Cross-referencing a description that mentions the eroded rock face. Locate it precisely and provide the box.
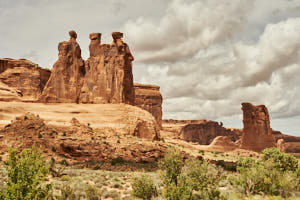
[0,112,164,164]
[241,102,275,152]
[0,58,51,100]
[134,83,163,128]
[0,81,22,102]
[273,131,300,153]
[179,120,241,145]
[204,136,238,152]
[39,30,85,103]
[79,32,135,104]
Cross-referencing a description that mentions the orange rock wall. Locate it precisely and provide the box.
[40,31,135,105]
[179,120,242,145]
[0,58,51,100]
[241,102,275,152]
[39,37,85,103]
[134,83,163,128]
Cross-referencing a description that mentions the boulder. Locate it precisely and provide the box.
[241,102,275,152]
[39,30,85,103]
[134,83,163,128]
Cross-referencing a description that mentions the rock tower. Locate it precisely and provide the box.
[241,102,275,152]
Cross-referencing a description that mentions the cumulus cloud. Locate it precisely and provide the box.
[123,0,254,63]
[125,0,300,135]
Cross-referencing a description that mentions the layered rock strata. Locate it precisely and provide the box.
[134,83,163,128]
[0,82,22,101]
[241,102,275,152]
[0,112,164,164]
[79,32,135,104]
[0,58,50,100]
[179,120,241,145]
[0,102,160,141]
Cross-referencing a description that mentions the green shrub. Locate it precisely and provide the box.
[60,159,69,166]
[158,148,225,200]
[131,174,157,200]
[3,146,51,200]
[235,148,299,197]
[183,159,225,200]
[111,157,125,166]
[262,148,299,172]
[158,148,184,185]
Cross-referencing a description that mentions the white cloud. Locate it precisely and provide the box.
[127,1,300,136]
[123,0,254,63]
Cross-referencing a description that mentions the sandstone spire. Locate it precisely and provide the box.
[241,102,275,152]
[39,30,85,103]
[79,32,135,104]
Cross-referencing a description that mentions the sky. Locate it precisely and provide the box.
[1,0,300,136]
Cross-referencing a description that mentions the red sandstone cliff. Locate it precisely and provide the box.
[79,32,135,104]
[0,58,50,100]
[179,120,242,145]
[134,83,163,128]
[241,102,276,152]
[39,31,85,103]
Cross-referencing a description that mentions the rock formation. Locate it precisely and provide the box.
[179,120,241,145]
[39,30,85,103]
[40,30,135,104]
[0,81,22,102]
[241,102,275,152]
[0,101,160,140]
[0,58,50,100]
[204,136,238,152]
[134,83,163,128]
[79,32,135,104]
[274,131,300,154]
[0,113,165,164]
[0,59,8,73]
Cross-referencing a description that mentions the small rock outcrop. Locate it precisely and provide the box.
[179,120,241,145]
[241,102,275,152]
[79,32,135,104]
[274,132,300,154]
[134,83,163,128]
[0,58,51,100]
[39,30,85,103]
[204,136,238,152]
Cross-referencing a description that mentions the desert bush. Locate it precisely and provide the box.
[235,148,299,197]
[111,157,125,166]
[158,148,184,186]
[183,159,226,200]
[158,148,225,200]
[3,146,52,200]
[262,148,299,172]
[131,174,158,200]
